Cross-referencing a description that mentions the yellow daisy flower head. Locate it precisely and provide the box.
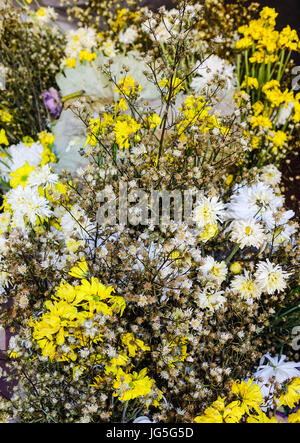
[231,379,263,415]
[279,377,300,409]
[195,397,243,423]
[68,258,89,279]
[9,162,35,188]
[113,368,157,403]
[259,7,278,27]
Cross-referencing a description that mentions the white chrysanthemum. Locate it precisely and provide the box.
[0,142,44,179]
[262,207,294,232]
[27,165,58,189]
[191,55,235,94]
[193,196,225,229]
[253,353,300,385]
[119,26,138,45]
[6,185,52,229]
[231,271,262,299]
[35,7,58,25]
[230,218,265,249]
[226,181,283,224]
[65,27,97,59]
[198,288,226,311]
[255,260,289,294]
[199,256,227,285]
[260,165,282,186]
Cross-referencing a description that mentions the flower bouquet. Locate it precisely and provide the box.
[0,0,299,424]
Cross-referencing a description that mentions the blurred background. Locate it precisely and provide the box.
[36,1,300,63]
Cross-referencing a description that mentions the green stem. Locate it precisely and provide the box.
[225,244,240,265]
[61,90,85,103]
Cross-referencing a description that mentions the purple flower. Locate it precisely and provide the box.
[41,87,63,119]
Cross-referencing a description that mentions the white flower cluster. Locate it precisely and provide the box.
[226,178,297,248]
[64,27,98,63]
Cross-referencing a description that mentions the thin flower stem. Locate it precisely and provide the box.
[225,243,240,264]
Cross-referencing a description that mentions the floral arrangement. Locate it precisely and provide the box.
[0,0,299,424]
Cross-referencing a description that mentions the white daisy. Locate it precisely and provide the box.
[255,260,289,295]
[226,181,283,224]
[199,256,227,285]
[27,165,58,189]
[119,26,138,45]
[260,165,282,187]
[6,185,53,228]
[230,218,265,249]
[1,142,44,179]
[191,55,235,94]
[193,196,225,229]
[198,287,226,311]
[35,7,58,25]
[231,271,262,299]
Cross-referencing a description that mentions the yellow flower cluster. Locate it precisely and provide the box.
[159,76,185,100]
[195,377,300,423]
[85,92,152,151]
[241,76,259,90]
[236,7,300,158]
[115,75,143,96]
[113,368,158,403]
[278,377,300,409]
[78,50,97,64]
[30,258,162,407]
[114,116,141,150]
[111,8,138,33]
[9,162,35,189]
[31,270,125,361]
[288,409,300,424]
[237,7,300,57]
[91,364,161,406]
[195,379,265,423]
[177,95,228,143]
[262,80,294,108]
